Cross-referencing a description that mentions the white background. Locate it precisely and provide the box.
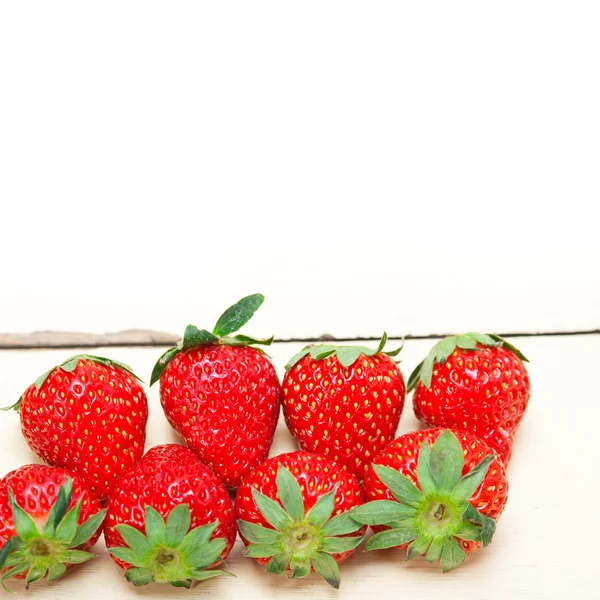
[1,2,599,339]
[1,4,600,598]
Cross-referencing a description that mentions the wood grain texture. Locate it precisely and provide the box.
[0,330,180,349]
[2,329,599,349]
[0,336,598,599]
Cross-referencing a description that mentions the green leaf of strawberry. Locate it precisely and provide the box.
[0,478,106,591]
[347,431,497,572]
[150,294,272,386]
[42,478,73,536]
[2,354,143,412]
[238,466,365,589]
[0,539,13,572]
[182,326,219,347]
[108,504,232,588]
[407,332,529,393]
[284,332,403,371]
[213,294,265,337]
[487,334,529,363]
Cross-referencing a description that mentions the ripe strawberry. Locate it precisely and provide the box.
[5,355,148,500]
[235,451,365,589]
[349,428,508,572]
[0,465,105,590]
[105,444,237,588]
[150,294,281,489]
[408,333,531,463]
[281,333,405,481]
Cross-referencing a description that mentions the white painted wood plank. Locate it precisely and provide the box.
[0,336,598,598]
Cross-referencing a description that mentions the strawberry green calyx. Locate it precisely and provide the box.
[2,354,142,412]
[407,332,529,392]
[107,505,232,588]
[0,478,106,591]
[284,332,403,372]
[150,293,272,386]
[238,466,364,589]
[0,539,12,570]
[347,431,496,572]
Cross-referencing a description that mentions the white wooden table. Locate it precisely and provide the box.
[1,335,598,599]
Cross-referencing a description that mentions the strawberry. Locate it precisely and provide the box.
[0,465,106,590]
[105,444,237,588]
[150,294,281,489]
[408,333,531,463]
[5,355,148,500]
[235,451,365,589]
[349,428,508,572]
[281,333,405,481]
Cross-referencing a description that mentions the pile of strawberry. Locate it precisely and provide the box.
[0,295,531,591]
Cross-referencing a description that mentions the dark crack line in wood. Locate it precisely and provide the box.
[0,329,598,350]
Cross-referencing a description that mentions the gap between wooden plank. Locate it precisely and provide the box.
[0,329,598,350]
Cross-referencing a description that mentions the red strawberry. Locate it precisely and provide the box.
[150,294,281,489]
[408,333,531,463]
[105,444,237,588]
[235,451,365,589]
[281,334,405,481]
[0,465,105,590]
[6,355,148,500]
[350,428,508,572]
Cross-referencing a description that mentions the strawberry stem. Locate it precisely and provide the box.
[434,504,446,521]
[0,479,106,591]
[107,505,231,588]
[347,431,498,572]
[284,332,403,371]
[407,332,529,392]
[238,466,365,589]
[149,294,272,386]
